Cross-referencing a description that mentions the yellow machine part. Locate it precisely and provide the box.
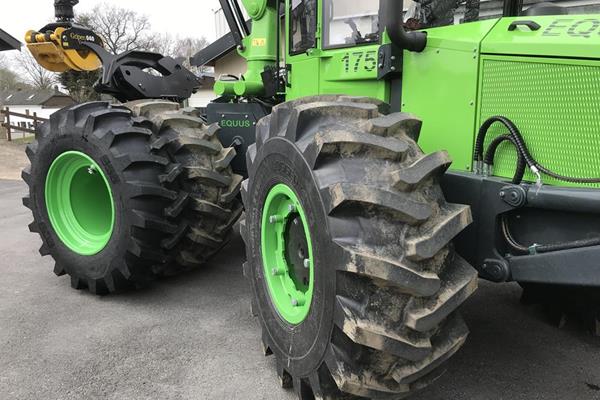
[25,27,102,73]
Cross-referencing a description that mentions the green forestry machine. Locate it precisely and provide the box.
[21,0,600,397]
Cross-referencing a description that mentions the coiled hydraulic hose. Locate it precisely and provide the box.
[474,116,600,185]
[477,116,600,255]
[483,134,526,184]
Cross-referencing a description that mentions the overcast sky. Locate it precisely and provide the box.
[1,0,223,46]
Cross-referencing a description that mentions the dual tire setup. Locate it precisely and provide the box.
[23,96,476,398]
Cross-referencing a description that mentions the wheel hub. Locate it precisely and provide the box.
[261,184,314,324]
[45,151,115,256]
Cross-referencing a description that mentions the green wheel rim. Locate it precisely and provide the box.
[45,151,115,256]
[261,183,314,325]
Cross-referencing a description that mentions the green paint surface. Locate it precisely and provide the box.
[261,183,314,325]
[319,44,387,100]
[402,20,500,173]
[478,55,600,187]
[482,15,600,59]
[45,151,115,255]
[219,2,600,189]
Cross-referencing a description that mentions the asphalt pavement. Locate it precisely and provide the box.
[1,179,599,400]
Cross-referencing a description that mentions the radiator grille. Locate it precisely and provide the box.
[479,57,600,188]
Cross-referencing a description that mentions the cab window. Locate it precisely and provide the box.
[404,0,484,29]
[520,0,600,15]
[323,0,381,48]
[290,0,318,54]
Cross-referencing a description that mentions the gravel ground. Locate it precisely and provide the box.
[1,179,599,400]
[0,140,29,180]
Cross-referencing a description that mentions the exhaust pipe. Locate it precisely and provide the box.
[382,0,427,52]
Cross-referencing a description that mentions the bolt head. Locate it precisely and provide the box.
[288,204,296,213]
[303,259,310,269]
[291,298,298,307]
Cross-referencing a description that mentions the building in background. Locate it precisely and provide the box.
[0,88,75,135]
[187,73,216,108]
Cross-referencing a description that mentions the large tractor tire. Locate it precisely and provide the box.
[23,101,241,294]
[240,96,478,399]
[126,100,243,275]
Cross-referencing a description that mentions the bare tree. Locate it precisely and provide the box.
[151,35,210,74]
[15,52,57,90]
[79,3,154,54]
[0,67,24,91]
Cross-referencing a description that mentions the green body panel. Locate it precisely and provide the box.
[261,183,314,324]
[481,15,600,59]
[477,16,600,187]
[402,20,500,173]
[284,0,386,101]
[319,45,387,100]
[45,151,115,256]
[220,0,600,189]
[286,55,321,100]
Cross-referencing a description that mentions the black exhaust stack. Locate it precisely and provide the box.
[382,0,427,52]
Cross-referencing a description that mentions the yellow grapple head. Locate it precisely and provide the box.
[25,27,102,72]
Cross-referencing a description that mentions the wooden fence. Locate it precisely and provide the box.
[0,107,48,141]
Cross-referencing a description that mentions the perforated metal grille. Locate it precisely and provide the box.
[479,57,600,188]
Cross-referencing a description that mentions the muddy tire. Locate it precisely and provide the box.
[240,96,478,399]
[126,100,243,275]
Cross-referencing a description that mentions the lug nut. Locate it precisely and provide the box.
[291,298,298,307]
[288,204,296,213]
[303,259,310,269]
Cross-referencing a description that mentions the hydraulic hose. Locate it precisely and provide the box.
[478,116,600,255]
[475,116,600,185]
[483,134,526,184]
[501,217,600,255]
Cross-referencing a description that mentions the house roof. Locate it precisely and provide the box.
[0,88,73,106]
[0,29,21,52]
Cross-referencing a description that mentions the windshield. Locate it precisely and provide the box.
[404,0,600,30]
[323,0,381,48]
[520,0,600,16]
